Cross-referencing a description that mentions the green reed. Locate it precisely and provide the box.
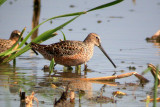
[60,31,66,41]
[153,66,159,107]
[49,58,55,75]
[0,0,6,6]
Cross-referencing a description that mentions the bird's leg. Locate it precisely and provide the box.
[67,66,73,71]
[84,62,88,71]
[112,71,117,76]
[75,65,81,73]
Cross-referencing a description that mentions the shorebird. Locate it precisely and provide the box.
[30,33,116,68]
[0,30,21,62]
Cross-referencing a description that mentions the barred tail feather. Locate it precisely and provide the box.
[30,42,53,60]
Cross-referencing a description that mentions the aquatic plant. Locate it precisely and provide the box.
[153,66,159,107]
[142,64,160,107]
[0,0,6,6]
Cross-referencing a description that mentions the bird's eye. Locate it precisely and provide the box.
[96,37,99,39]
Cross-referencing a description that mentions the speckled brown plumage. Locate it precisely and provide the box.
[31,33,116,68]
[0,30,21,62]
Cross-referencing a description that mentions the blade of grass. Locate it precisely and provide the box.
[49,58,55,75]
[141,67,152,75]
[3,16,80,63]
[87,0,123,12]
[32,16,80,43]
[60,31,66,41]
[3,49,21,56]
[153,66,159,107]
[20,12,86,47]
[0,0,6,6]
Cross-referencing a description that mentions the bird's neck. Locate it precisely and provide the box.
[11,40,17,45]
[83,36,92,43]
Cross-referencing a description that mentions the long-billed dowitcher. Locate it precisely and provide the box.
[0,30,21,62]
[30,33,116,68]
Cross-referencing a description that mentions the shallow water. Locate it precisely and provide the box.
[0,0,160,107]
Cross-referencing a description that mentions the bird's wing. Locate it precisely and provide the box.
[0,39,13,53]
[46,41,85,57]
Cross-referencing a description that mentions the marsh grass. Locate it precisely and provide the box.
[0,0,123,64]
[49,58,55,75]
[60,31,66,41]
[153,66,159,107]
[0,0,6,6]
[142,65,159,107]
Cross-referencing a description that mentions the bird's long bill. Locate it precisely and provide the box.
[98,45,116,68]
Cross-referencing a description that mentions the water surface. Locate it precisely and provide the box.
[0,0,160,107]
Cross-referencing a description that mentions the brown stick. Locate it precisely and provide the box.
[134,73,149,83]
[83,76,117,81]
[117,72,136,78]
[62,72,149,84]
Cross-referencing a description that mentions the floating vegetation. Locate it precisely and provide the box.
[112,91,127,97]
[129,9,135,12]
[2,63,160,107]
[121,61,125,63]
[42,65,50,72]
[88,96,114,103]
[140,64,160,107]
[51,83,57,88]
[68,28,73,31]
[82,28,87,31]
[127,66,136,70]
[141,97,160,102]
[120,70,125,73]
[97,20,102,23]
[142,64,160,83]
[89,84,114,103]
[69,5,75,8]
[146,30,160,43]
[109,16,123,18]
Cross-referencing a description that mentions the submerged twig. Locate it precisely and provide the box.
[62,72,149,83]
